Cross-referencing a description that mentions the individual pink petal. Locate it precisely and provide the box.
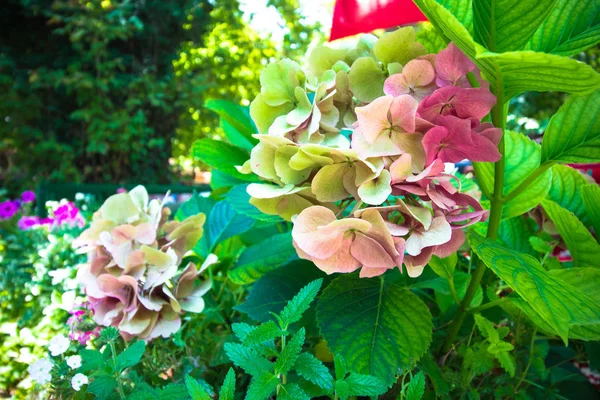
[422,116,474,165]
[350,233,396,271]
[403,59,436,88]
[359,267,389,278]
[384,74,411,97]
[389,154,413,184]
[355,96,394,143]
[433,228,465,258]
[452,88,496,120]
[406,159,446,182]
[405,216,452,256]
[435,42,476,87]
[134,222,156,245]
[359,208,399,260]
[291,206,344,259]
[417,86,461,122]
[404,247,434,277]
[469,131,502,162]
[389,95,418,133]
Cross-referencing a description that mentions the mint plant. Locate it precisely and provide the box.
[224,279,388,399]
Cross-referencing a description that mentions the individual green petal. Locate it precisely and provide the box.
[349,57,386,103]
[289,145,335,170]
[312,163,351,202]
[357,169,392,205]
[247,183,302,199]
[129,185,149,212]
[277,193,317,221]
[250,142,279,181]
[250,94,293,134]
[260,59,303,106]
[100,193,141,224]
[275,146,311,185]
[373,27,427,65]
[308,46,350,78]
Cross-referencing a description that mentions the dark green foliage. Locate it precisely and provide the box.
[0,0,213,189]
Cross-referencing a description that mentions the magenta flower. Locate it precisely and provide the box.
[21,190,36,203]
[53,201,86,228]
[417,86,497,124]
[0,201,19,220]
[422,115,501,165]
[435,42,477,88]
[18,216,41,230]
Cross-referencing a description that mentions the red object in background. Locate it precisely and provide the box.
[330,0,427,41]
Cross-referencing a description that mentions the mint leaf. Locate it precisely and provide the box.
[116,340,145,370]
[218,368,236,400]
[345,373,387,396]
[405,371,425,400]
[292,352,333,390]
[277,383,309,400]
[87,375,117,400]
[275,328,305,375]
[279,279,323,329]
[242,321,287,347]
[185,375,211,400]
[223,343,273,376]
[245,373,279,400]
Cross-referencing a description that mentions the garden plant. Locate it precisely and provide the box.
[16,0,600,399]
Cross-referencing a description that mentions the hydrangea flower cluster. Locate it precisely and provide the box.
[243,28,499,278]
[74,186,214,340]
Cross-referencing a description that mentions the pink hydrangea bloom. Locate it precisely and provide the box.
[246,36,499,279]
[75,186,213,340]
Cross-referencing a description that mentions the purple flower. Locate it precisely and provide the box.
[53,202,85,228]
[0,201,19,220]
[18,216,41,230]
[21,190,36,203]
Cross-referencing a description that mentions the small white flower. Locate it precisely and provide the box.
[71,373,89,391]
[28,358,53,385]
[48,333,70,356]
[66,355,82,369]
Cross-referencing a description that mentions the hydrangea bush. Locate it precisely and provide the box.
[20,0,600,398]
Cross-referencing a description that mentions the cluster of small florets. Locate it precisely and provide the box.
[242,28,499,278]
[74,186,214,340]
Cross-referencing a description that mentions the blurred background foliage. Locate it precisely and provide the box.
[0,0,325,192]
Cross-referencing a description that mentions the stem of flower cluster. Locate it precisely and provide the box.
[440,91,507,356]
[109,341,126,399]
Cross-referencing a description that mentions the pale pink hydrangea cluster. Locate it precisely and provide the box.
[74,186,214,340]
[244,30,500,278]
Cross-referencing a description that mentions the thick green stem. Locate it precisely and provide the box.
[440,94,507,356]
[110,341,126,399]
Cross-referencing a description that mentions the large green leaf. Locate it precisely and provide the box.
[316,273,433,384]
[541,199,600,268]
[582,184,600,235]
[225,184,282,223]
[497,216,536,255]
[474,131,552,219]
[195,200,254,256]
[413,0,600,99]
[472,0,556,52]
[541,90,600,163]
[526,0,600,56]
[510,268,600,340]
[228,232,297,285]
[191,138,253,181]
[175,192,216,221]
[469,231,600,343]
[204,99,258,147]
[438,0,474,32]
[546,165,589,223]
[476,50,600,100]
[234,261,326,322]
